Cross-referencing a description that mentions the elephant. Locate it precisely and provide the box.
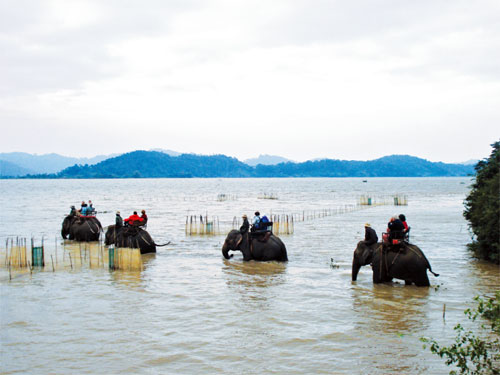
[104,225,169,254]
[351,241,439,287]
[61,215,102,241]
[222,230,288,262]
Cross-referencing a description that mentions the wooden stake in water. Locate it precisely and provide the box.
[51,255,55,272]
[69,253,73,270]
[443,304,446,321]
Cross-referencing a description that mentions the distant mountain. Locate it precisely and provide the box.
[0,152,118,175]
[460,159,479,166]
[19,151,474,179]
[244,154,292,166]
[254,155,474,177]
[53,151,254,178]
[0,160,34,177]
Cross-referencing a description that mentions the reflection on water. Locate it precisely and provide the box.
[1,177,498,375]
[222,260,287,308]
[352,283,431,334]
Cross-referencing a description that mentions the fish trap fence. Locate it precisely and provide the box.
[1,238,145,279]
[257,192,278,200]
[108,247,143,271]
[288,205,365,222]
[270,215,294,234]
[2,237,45,273]
[358,194,408,206]
[185,215,222,235]
[229,215,295,235]
[217,194,237,202]
[190,204,382,237]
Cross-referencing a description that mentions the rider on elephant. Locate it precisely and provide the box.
[124,211,143,226]
[251,211,261,231]
[363,223,378,246]
[140,210,148,224]
[240,214,249,234]
[384,215,406,244]
[116,211,123,228]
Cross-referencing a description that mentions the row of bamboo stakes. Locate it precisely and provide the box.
[185,202,389,236]
[1,238,143,280]
[359,194,408,206]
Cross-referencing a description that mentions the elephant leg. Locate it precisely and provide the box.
[414,273,430,287]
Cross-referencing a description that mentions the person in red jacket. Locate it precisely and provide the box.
[140,210,148,224]
[124,211,143,226]
[399,214,409,232]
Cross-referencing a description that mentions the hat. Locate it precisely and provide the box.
[364,223,370,227]
[242,214,247,218]
[116,211,120,214]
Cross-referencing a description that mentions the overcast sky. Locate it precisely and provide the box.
[1,0,499,162]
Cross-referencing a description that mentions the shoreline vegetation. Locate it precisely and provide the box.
[464,141,500,264]
[423,141,499,374]
[1,152,474,179]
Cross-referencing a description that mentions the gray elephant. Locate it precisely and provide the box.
[222,230,288,261]
[104,225,168,254]
[61,215,102,241]
[352,241,439,286]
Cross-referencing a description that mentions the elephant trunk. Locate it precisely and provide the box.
[352,256,361,281]
[222,243,232,259]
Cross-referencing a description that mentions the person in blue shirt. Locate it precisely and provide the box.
[252,211,261,231]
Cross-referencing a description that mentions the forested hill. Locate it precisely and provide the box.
[255,155,473,177]
[24,151,474,178]
[54,151,254,178]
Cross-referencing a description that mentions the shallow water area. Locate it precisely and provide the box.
[1,177,498,374]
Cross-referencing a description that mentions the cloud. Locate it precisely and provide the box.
[0,0,498,162]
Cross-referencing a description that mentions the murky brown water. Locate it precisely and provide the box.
[1,178,498,374]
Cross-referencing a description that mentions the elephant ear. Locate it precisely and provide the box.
[358,243,374,265]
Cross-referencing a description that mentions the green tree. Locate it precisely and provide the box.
[463,141,500,264]
[422,292,500,374]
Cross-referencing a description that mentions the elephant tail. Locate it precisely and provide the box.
[154,241,171,247]
[429,269,440,277]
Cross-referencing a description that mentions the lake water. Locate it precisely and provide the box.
[1,178,498,374]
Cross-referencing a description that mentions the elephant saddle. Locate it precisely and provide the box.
[256,232,272,243]
[383,242,407,253]
[123,226,142,237]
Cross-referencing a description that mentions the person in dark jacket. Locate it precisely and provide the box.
[363,223,378,246]
[240,214,249,234]
[116,211,123,228]
[387,215,406,241]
